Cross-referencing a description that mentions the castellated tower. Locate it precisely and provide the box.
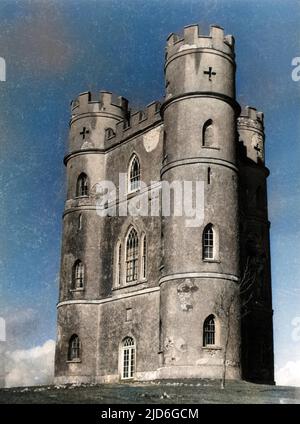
[238,107,274,383]
[160,25,240,380]
[55,24,274,385]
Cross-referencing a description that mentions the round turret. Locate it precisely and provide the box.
[159,24,241,380]
[68,91,128,153]
[238,106,265,164]
[164,24,236,103]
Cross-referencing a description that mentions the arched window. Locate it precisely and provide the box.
[128,155,140,193]
[202,119,213,147]
[76,173,89,197]
[105,127,115,139]
[203,315,216,346]
[122,337,135,379]
[203,224,214,260]
[72,260,84,289]
[126,227,139,283]
[68,334,81,361]
[141,234,147,279]
[115,241,122,286]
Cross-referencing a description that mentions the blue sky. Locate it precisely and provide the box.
[0,0,300,384]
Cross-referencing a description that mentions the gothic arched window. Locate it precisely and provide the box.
[126,227,139,283]
[121,337,135,379]
[128,155,140,193]
[72,260,84,289]
[68,334,81,361]
[203,315,216,346]
[202,119,213,147]
[76,173,89,197]
[203,224,214,260]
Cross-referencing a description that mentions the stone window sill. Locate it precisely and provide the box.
[202,259,221,264]
[113,280,147,291]
[202,346,222,351]
[127,189,140,199]
[69,288,85,292]
[75,195,89,199]
[66,359,81,363]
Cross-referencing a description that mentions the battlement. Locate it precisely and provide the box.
[71,90,129,116]
[238,106,264,131]
[105,100,162,146]
[166,24,235,61]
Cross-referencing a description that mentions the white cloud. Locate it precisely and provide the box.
[5,339,55,388]
[276,361,300,387]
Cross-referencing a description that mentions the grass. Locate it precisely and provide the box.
[0,379,300,404]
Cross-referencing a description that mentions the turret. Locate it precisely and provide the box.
[55,91,128,382]
[165,24,236,103]
[68,91,129,153]
[237,106,274,383]
[60,91,129,304]
[159,25,241,380]
[238,106,265,164]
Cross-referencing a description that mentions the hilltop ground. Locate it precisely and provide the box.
[0,379,300,404]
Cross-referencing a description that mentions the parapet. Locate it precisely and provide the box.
[107,100,162,147]
[71,90,129,117]
[166,24,235,61]
[238,106,264,132]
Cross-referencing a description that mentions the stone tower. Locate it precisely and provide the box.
[159,25,241,379]
[55,24,274,385]
[238,107,274,383]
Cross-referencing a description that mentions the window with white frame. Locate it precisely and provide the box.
[128,155,140,193]
[203,224,214,260]
[203,315,216,346]
[122,337,135,379]
[126,228,139,283]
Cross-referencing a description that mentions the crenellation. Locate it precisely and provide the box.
[183,24,199,43]
[224,34,235,47]
[166,32,182,46]
[166,24,235,61]
[210,24,224,40]
[71,90,129,116]
[239,106,264,122]
[131,110,142,128]
[238,106,264,133]
[96,100,163,149]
